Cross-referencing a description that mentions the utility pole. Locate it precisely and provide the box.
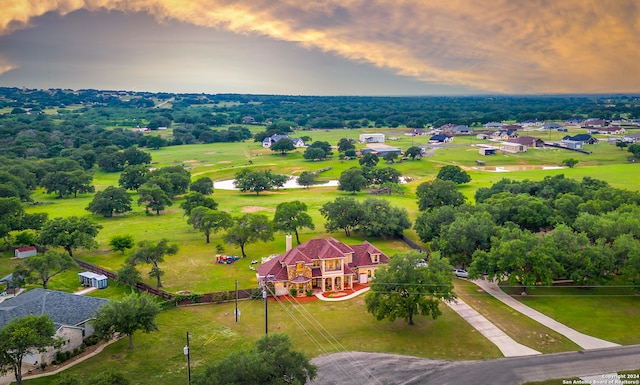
[183,332,191,385]
[263,288,268,335]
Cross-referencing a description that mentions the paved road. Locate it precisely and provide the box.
[472,279,619,350]
[310,345,640,385]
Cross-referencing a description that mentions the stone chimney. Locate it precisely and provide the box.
[286,234,293,252]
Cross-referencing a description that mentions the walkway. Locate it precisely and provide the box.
[73,287,98,296]
[316,287,370,301]
[446,298,541,357]
[472,279,620,350]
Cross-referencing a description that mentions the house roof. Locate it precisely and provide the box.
[78,272,108,280]
[351,241,389,266]
[564,134,596,142]
[508,136,543,145]
[430,134,452,141]
[16,246,37,252]
[263,134,304,146]
[258,238,388,281]
[0,289,108,330]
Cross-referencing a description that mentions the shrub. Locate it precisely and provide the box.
[251,287,264,299]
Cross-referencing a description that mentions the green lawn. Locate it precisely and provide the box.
[454,280,581,353]
[24,296,501,385]
[502,284,640,345]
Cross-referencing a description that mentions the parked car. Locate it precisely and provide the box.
[453,269,468,278]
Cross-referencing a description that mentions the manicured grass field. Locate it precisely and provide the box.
[454,280,581,353]
[502,284,640,345]
[24,296,501,385]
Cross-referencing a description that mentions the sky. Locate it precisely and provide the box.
[0,1,639,96]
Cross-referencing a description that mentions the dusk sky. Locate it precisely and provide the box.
[1,1,639,96]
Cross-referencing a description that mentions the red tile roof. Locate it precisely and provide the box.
[258,238,387,281]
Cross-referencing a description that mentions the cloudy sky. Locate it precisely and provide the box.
[1,1,639,96]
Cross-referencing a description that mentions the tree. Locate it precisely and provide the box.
[0,171,32,202]
[562,158,579,168]
[97,150,126,172]
[146,136,167,150]
[41,170,94,198]
[359,198,411,238]
[273,201,315,245]
[436,165,471,184]
[116,264,142,291]
[359,153,379,167]
[92,293,160,350]
[270,138,296,155]
[416,179,465,211]
[188,207,233,243]
[269,172,289,190]
[297,171,316,188]
[365,251,454,325]
[405,146,422,160]
[303,147,326,160]
[190,177,214,195]
[383,152,398,163]
[224,214,274,258]
[180,192,218,216]
[320,197,364,237]
[337,138,355,152]
[86,186,132,217]
[128,239,178,288]
[122,146,152,166]
[234,169,273,195]
[38,216,102,257]
[137,185,172,215]
[470,226,561,290]
[480,193,554,232]
[308,140,332,155]
[146,166,191,198]
[616,141,628,150]
[414,205,459,242]
[0,197,47,247]
[338,167,368,194]
[431,211,496,268]
[16,250,77,289]
[193,333,317,385]
[628,143,640,158]
[369,167,402,185]
[0,315,59,385]
[109,234,135,254]
[118,165,148,191]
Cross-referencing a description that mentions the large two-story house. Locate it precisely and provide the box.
[257,238,388,296]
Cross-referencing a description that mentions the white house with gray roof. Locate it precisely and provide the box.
[262,134,305,149]
[0,289,108,365]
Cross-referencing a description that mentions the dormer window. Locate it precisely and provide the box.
[371,253,379,263]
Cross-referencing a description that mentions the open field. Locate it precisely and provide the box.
[22,128,640,294]
[24,296,502,384]
[8,126,640,384]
